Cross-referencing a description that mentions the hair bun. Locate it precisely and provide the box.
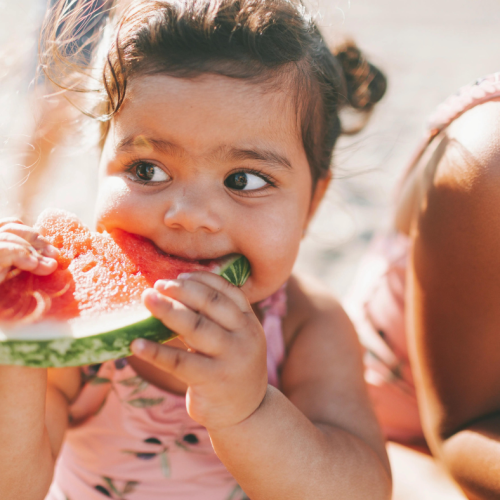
[335,41,387,112]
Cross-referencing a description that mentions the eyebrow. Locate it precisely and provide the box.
[115,135,293,170]
[218,146,293,170]
[115,135,183,156]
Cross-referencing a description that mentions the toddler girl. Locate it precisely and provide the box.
[0,1,390,499]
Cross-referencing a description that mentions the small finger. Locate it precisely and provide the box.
[0,243,58,276]
[0,232,35,249]
[0,247,39,285]
[175,271,252,313]
[0,218,24,228]
[154,278,245,332]
[0,223,59,257]
[39,244,60,258]
[0,231,59,266]
[143,289,229,356]
[29,255,59,276]
[0,244,38,271]
[9,253,56,275]
[130,338,212,384]
[0,266,9,284]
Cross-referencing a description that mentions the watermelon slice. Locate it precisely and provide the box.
[0,209,250,368]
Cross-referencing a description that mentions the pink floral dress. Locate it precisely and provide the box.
[46,287,287,500]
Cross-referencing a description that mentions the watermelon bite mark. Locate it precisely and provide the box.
[0,209,250,368]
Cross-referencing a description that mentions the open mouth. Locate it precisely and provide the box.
[155,246,238,268]
[110,229,244,277]
[118,231,236,267]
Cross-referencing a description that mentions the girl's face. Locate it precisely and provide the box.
[96,74,327,303]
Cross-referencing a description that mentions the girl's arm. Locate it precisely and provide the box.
[0,366,79,500]
[0,366,52,499]
[133,271,391,499]
[209,275,391,500]
[0,220,79,499]
[407,99,500,499]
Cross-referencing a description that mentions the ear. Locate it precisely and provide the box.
[304,171,332,232]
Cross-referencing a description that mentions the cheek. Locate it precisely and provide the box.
[94,177,136,231]
[237,196,308,302]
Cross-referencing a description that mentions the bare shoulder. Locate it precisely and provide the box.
[409,98,500,438]
[281,271,367,418]
[434,98,500,190]
[282,272,353,350]
[280,273,388,468]
[413,98,500,276]
[397,99,500,235]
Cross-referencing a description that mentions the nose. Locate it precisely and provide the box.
[163,187,223,233]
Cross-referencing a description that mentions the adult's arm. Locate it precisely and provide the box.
[407,99,500,499]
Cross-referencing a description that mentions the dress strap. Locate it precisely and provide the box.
[428,72,500,135]
[398,72,500,192]
[258,284,287,388]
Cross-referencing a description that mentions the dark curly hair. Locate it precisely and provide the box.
[42,0,387,184]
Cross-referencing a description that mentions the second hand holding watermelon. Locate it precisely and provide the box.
[132,271,268,431]
[0,219,59,283]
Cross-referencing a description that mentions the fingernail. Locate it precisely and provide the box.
[155,279,174,291]
[177,273,192,280]
[39,256,56,266]
[131,338,147,354]
[144,288,161,303]
[24,254,39,266]
[42,245,59,258]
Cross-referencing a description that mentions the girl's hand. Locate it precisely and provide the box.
[132,273,268,431]
[0,218,60,284]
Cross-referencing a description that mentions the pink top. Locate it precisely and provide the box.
[344,73,500,445]
[46,286,287,500]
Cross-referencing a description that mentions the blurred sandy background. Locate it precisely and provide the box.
[0,0,499,297]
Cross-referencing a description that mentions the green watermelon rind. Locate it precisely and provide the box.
[0,255,250,368]
[0,316,174,368]
[220,256,251,288]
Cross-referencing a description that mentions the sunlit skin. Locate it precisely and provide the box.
[94,74,319,400]
[96,75,313,305]
[395,99,500,499]
[0,75,391,499]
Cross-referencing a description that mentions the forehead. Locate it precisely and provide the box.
[110,74,303,157]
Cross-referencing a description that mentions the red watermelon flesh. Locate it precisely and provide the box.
[0,209,228,324]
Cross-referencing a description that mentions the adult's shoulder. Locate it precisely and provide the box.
[434,97,500,191]
[407,97,500,498]
[408,97,500,443]
[412,98,500,269]
[397,98,500,235]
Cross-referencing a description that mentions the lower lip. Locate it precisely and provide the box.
[133,233,238,268]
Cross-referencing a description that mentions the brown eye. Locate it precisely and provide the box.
[225,171,268,191]
[131,162,169,183]
[225,172,248,190]
[136,163,155,181]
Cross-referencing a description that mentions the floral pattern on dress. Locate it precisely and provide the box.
[65,358,250,498]
[93,478,139,499]
[225,484,250,500]
[57,286,288,500]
